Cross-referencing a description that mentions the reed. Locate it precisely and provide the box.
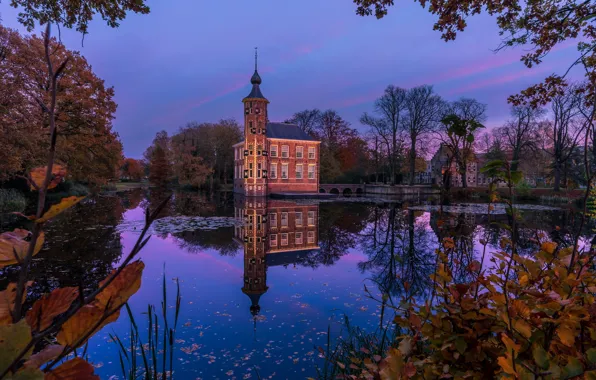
[110,271,181,380]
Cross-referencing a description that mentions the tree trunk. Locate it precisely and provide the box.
[553,161,561,191]
[409,138,416,186]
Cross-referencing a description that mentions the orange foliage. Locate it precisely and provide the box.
[0,25,123,185]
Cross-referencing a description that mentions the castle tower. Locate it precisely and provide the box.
[242,48,269,197]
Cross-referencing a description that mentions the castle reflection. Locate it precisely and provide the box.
[233,196,319,319]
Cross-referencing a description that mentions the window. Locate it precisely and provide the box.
[307,231,315,244]
[235,149,238,160]
[249,144,254,155]
[281,145,289,158]
[281,212,288,227]
[257,162,262,178]
[270,163,277,179]
[270,234,277,247]
[257,144,263,156]
[235,166,238,179]
[296,164,303,179]
[308,147,316,159]
[281,233,288,246]
[296,146,303,158]
[295,232,303,245]
[307,211,315,226]
[249,163,253,178]
[270,145,278,157]
[270,213,277,227]
[295,212,303,226]
[281,164,288,179]
[308,165,315,179]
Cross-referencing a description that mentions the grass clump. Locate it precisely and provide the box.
[0,189,27,213]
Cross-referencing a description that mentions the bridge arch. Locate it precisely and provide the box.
[342,188,352,196]
[319,188,326,193]
[329,188,340,195]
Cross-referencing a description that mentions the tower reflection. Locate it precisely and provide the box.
[233,196,320,320]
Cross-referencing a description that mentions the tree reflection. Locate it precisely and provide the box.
[0,194,129,305]
[358,206,436,300]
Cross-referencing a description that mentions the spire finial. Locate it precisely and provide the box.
[254,47,258,71]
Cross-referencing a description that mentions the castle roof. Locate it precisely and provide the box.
[266,122,318,141]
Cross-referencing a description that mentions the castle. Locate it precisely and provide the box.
[233,52,321,196]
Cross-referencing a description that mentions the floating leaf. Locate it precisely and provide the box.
[36,196,85,223]
[56,305,119,348]
[0,320,33,375]
[23,344,64,369]
[95,261,145,312]
[29,165,66,191]
[45,358,99,380]
[26,287,78,331]
[0,230,45,267]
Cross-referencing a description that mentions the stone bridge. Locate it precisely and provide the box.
[319,184,365,195]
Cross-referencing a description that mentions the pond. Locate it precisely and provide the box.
[0,189,590,379]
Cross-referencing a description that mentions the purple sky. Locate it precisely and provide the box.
[1,0,580,158]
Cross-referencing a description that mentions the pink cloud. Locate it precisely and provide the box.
[446,66,550,95]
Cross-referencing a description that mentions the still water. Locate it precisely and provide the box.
[0,189,587,379]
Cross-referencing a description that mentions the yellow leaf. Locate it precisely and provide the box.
[541,242,557,254]
[36,196,85,223]
[29,165,66,191]
[56,305,120,348]
[0,320,33,375]
[514,319,533,338]
[0,230,45,267]
[26,287,79,332]
[557,326,575,347]
[45,357,99,380]
[501,333,521,355]
[497,355,517,376]
[95,261,145,312]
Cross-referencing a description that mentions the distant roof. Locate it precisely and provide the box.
[266,122,318,141]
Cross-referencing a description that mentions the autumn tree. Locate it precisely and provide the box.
[353,0,596,106]
[361,85,407,185]
[144,130,172,187]
[0,25,123,185]
[120,158,144,181]
[10,0,150,35]
[403,85,444,185]
[170,119,242,189]
[171,144,212,190]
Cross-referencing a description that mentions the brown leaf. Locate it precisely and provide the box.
[541,242,557,254]
[29,165,66,191]
[95,261,145,312]
[56,305,119,348]
[45,357,99,380]
[26,287,79,331]
[24,344,64,368]
[0,229,45,267]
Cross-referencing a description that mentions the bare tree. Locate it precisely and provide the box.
[284,109,322,137]
[497,105,545,171]
[360,85,407,184]
[540,85,584,191]
[403,85,444,185]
